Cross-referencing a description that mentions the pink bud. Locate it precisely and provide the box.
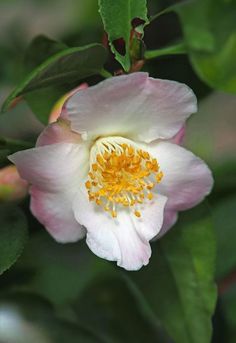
[0,165,28,201]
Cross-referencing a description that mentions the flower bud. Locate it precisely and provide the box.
[0,165,28,202]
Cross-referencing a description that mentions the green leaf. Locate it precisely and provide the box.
[18,232,113,305]
[24,85,69,124]
[1,43,107,116]
[213,195,236,279]
[0,136,33,153]
[24,35,67,73]
[126,204,217,343]
[0,149,10,165]
[176,0,236,93]
[99,0,148,71]
[0,205,28,275]
[74,277,168,343]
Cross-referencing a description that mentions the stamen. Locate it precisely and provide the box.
[85,138,163,218]
[134,210,141,218]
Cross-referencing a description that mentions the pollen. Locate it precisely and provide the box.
[85,138,163,218]
[134,210,141,218]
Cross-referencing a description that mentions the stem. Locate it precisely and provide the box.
[149,6,174,23]
[149,0,190,23]
[145,42,187,60]
[100,68,113,79]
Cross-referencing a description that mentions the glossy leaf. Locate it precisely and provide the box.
[24,35,67,72]
[1,43,107,116]
[126,204,217,343]
[99,0,148,71]
[0,205,28,275]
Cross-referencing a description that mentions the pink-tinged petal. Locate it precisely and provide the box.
[50,83,88,122]
[170,125,186,145]
[30,186,85,243]
[36,119,81,147]
[8,143,89,192]
[72,185,167,270]
[0,165,28,201]
[65,72,197,143]
[147,141,213,211]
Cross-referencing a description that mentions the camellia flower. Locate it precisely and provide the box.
[9,73,213,270]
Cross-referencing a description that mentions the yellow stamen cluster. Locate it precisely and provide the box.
[85,143,163,218]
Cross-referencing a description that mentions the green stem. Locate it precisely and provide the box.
[149,9,170,23]
[145,42,187,60]
[100,68,113,79]
[0,137,34,149]
[149,0,190,23]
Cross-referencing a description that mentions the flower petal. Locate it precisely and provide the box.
[8,143,89,192]
[65,72,197,143]
[36,119,81,147]
[30,186,85,242]
[72,185,167,270]
[147,141,213,211]
[170,125,186,145]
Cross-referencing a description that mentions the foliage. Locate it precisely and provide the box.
[0,0,236,342]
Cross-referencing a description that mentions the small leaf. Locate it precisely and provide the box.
[0,205,28,275]
[99,0,148,71]
[1,43,107,114]
[126,203,217,343]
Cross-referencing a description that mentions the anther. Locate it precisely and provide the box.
[134,210,141,218]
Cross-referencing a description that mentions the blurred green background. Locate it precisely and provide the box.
[0,1,236,342]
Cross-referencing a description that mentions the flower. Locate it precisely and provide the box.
[8,73,213,270]
[0,165,28,201]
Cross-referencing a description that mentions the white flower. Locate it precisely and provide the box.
[9,73,213,270]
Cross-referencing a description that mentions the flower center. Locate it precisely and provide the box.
[85,137,163,218]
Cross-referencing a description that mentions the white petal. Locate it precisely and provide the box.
[9,143,89,243]
[146,141,213,211]
[36,120,81,147]
[30,186,85,243]
[8,143,89,192]
[72,184,167,270]
[65,72,197,143]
